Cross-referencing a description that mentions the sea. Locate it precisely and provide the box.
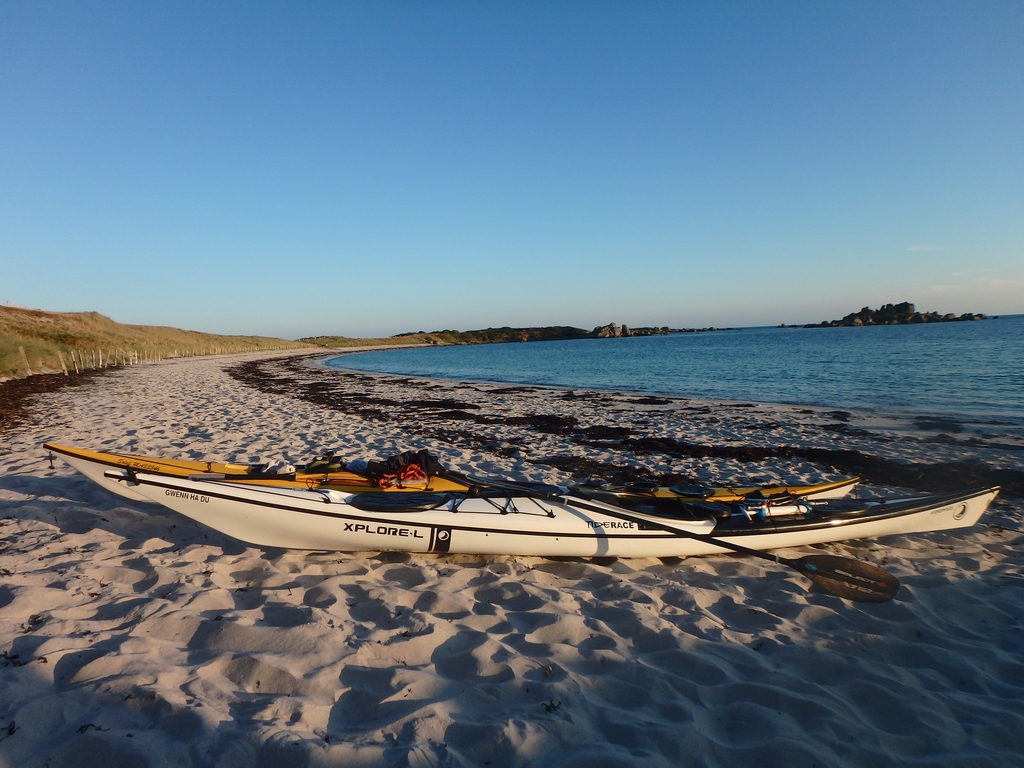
[324,315,1024,426]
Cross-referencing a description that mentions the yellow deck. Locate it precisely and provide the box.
[45,443,856,501]
[44,443,469,493]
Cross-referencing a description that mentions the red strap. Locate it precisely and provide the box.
[377,463,429,488]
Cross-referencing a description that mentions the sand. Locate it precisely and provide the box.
[2,350,1023,767]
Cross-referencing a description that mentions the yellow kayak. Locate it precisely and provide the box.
[44,443,469,503]
[44,442,858,505]
[586,476,860,503]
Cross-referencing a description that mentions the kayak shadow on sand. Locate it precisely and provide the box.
[0,474,249,555]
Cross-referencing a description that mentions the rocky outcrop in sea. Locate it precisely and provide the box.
[591,323,719,337]
[789,302,987,328]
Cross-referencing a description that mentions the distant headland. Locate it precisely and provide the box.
[783,302,988,329]
[390,322,723,345]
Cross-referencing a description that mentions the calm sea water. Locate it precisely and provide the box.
[326,316,1024,424]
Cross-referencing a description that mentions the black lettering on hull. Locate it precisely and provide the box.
[341,521,427,542]
[165,489,210,504]
[430,526,453,553]
[587,520,635,530]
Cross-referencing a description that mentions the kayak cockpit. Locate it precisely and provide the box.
[347,493,450,513]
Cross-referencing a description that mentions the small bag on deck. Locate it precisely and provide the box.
[365,449,447,488]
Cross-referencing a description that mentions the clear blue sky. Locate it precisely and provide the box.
[2,2,1022,338]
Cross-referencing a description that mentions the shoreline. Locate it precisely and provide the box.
[298,353,1024,496]
[2,351,1023,766]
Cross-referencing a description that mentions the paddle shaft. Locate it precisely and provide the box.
[454,472,789,562]
[570,496,900,600]
[564,495,798,565]
[453,472,898,600]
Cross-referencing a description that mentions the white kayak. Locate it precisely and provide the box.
[103,469,999,559]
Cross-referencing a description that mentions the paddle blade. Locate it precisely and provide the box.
[793,555,900,603]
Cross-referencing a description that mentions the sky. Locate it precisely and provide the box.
[1,2,1022,338]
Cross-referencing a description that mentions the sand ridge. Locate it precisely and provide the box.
[1,350,1023,767]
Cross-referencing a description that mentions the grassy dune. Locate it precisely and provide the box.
[1,306,313,380]
[3,305,598,381]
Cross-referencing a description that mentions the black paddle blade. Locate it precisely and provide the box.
[793,555,900,603]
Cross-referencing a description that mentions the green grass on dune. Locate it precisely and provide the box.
[0,306,312,380]
[2,305,601,381]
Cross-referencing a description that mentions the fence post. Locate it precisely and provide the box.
[18,347,33,377]
[57,351,69,376]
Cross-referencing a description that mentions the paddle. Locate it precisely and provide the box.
[445,471,900,603]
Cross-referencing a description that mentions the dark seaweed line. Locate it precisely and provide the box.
[0,368,111,435]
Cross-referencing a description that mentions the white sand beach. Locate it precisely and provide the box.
[2,351,1023,767]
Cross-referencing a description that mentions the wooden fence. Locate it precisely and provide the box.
[9,345,300,379]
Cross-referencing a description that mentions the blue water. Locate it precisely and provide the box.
[326,316,1024,423]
